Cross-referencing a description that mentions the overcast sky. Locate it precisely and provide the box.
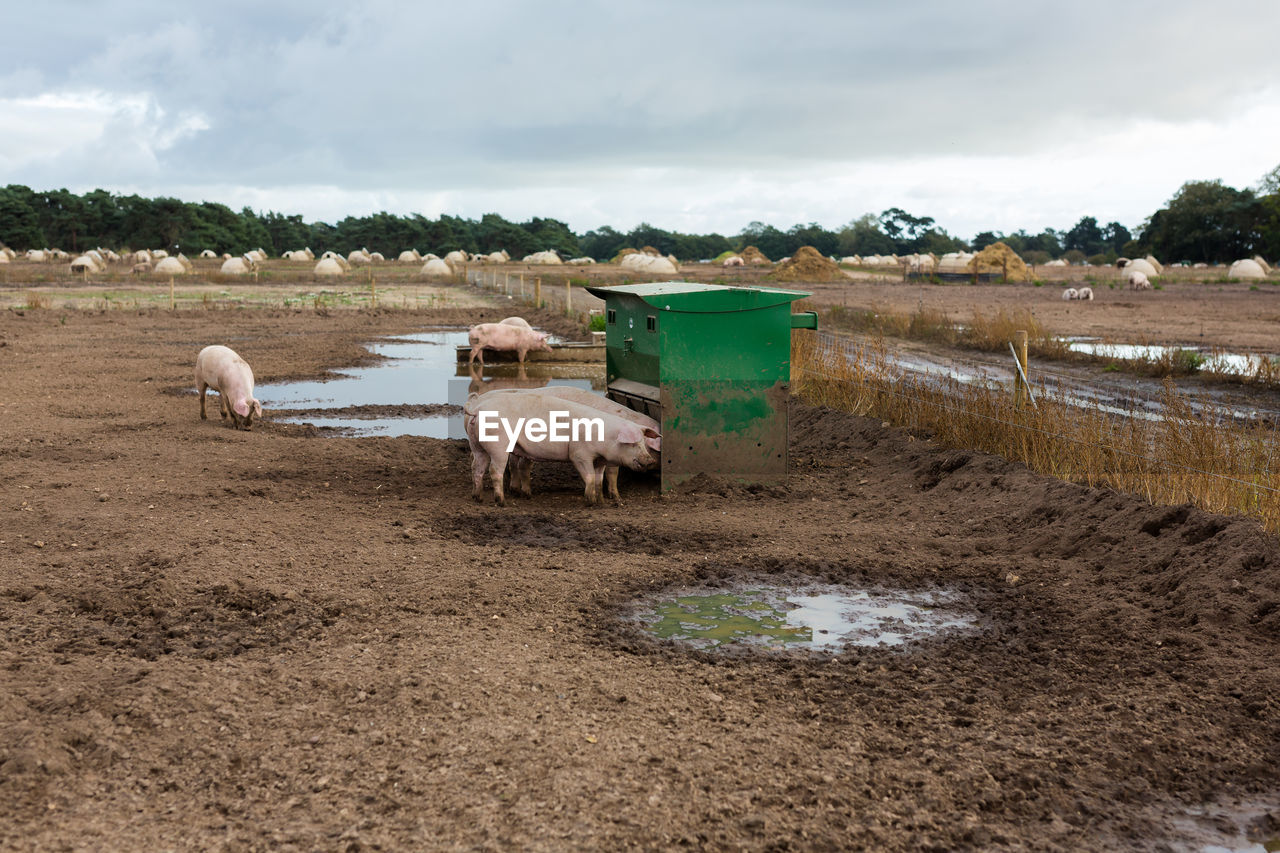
[2,1,1278,240]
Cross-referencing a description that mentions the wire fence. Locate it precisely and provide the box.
[792,328,1280,533]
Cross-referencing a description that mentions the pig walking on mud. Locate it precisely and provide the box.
[195,345,263,430]
[464,390,659,506]
[467,322,553,365]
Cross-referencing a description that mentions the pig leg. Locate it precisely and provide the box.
[469,344,485,365]
[218,392,231,421]
[605,465,621,504]
[199,381,209,419]
[510,456,533,498]
[471,450,490,503]
[488,451,509,507]
[572,457,601,506]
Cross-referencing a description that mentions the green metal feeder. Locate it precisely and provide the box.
[584,281,817,490]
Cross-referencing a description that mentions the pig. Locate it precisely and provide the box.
[1076,286,1093,301]
[499,316,532,329]
[468,322,553,365]
[195,345,263,430]
[1127,270,1151,290]
[463,391,658,506]
[486,387,661,502]
[1061,288,1078,301]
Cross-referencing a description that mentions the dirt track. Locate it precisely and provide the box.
[2,297,1279,851]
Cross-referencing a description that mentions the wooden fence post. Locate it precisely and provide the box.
[534,277,542,308]
[565,278,572,315]
[169,276,175,310]
[1014,330,1028,408]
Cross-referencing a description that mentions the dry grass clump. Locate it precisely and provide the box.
[791,329,1280,534]
[770,246,843,282]
[611,248,639,263]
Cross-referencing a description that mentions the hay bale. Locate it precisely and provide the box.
[640,245,661,257]
[1144,255,1164,275]
[611,248,639,263]
[968,242,1029,282]
[739,245,771,265]
[769,246,842,282]
[154,257,186,275]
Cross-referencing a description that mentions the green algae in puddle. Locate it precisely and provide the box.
[643,591,812,648]
[634,585,980,652]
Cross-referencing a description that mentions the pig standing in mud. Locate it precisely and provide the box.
[464,390,659,506]
[487,387,660,502]
[468,322,552,365]
[195,345,263,430]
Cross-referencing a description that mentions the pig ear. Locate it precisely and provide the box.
[252,400,263,417]
[644,431,661,452]
[617,424,643,444]
[233,401,250,417]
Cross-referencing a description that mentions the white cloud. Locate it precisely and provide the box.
[0,91,209,183]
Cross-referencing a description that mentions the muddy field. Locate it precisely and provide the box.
[2,291,1280,851]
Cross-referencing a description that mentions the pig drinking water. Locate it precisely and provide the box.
[195,345,263,430]
[467,322,553,365]
[463,390,658,506]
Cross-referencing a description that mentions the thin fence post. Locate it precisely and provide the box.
[535,277,542,308]
[169,276,175,310]
[371,271,377,307]
[565,278,572,316]
[505,272,510,294]
[1014,330,1028,408]
[519,273,525,299]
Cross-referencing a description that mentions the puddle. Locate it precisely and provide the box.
[631,584,978,652]
[1066,339,1278,375]
[1166,798,1280,852]
[257,330,605,437]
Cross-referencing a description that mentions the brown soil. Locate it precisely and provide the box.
[2,294,1279,851]
[740,246,771,266]
[770,246,844,283]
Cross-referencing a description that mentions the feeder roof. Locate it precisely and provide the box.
[585,281,810,313]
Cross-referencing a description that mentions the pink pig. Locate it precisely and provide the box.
[463,391,658,506]
[467,322,553,365]
[484,387,661,503]
[195,345,263,430]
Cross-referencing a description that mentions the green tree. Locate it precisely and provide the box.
[878,208,936,252]
[836,214,894,256]
[0,185,46,248]
[1142,180,1261,263]
[1064,216,1106,256]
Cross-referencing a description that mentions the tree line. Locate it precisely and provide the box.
[2,169,1277,265]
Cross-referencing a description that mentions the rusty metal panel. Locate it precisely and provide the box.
[659,380,790,490]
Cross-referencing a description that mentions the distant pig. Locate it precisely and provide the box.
[468,322,553,365]
[195,345,263,430]
[463,391,658,506]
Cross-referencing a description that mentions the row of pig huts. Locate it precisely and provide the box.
[3,241,1272,280]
